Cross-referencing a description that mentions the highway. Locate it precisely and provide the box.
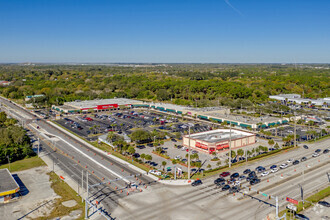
[1,96,329,220]
[0,97,156,219]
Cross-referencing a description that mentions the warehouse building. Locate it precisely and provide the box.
[182,129,256,154]
[0,169,20,203]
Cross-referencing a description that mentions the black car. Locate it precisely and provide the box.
[248,171,257,178]
[132,153,140,158]
[293,160,300,165]
[255,166,263,171]
[303,145,309,149]
[315,149,321,153]
[295,214,310,220]
[243,169,251,174]
[318,201,330,207]
[301,157,307,162]
[171,138,177,142]
[136,145,145,149]
[230,172,240,179]
[323,149,329,154]
[229,186,240,193]
[192,180,203,186]
[216,182,226,188]
[250,178,261,185]
[214,178,225,184]
[222,185,230,191]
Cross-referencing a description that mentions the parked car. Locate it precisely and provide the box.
[315,149,321,153]
[323,149,329,154]
[303,145,309,149]
[132,153,140,158]
[238,175,246,181]
[191,179,203,186]
[149,170,161,175]
[293,160,300,165]
[287,159,293,163]
[220,172,230,177]
[301,157,307,162]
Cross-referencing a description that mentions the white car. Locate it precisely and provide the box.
[287,159,293,163]
[149,170,161,176]
[312,153,320,157]
[261,171,269,177]
[271,168,278,173]
[233,181,241,186]
[181,147,187,151]
[174,155,182,160]
[280,163,288,169]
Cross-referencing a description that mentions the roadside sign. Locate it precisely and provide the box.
[286,197,298,205]
[286,204,297,211]
[262,193,268,197]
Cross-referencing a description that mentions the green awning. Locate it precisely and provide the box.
[210,118,222,123]
[268,122,276,127]
[167,109,176,113]
[132,104,150,107]
[177,111,182,114]
[240,123,251,128]
[282,120,288,124]
[198,115,208,120]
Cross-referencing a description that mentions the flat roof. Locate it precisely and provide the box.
[65,98,143,109]
[206,112,279,124]
[186,129,254,143]
[0,169,20,196]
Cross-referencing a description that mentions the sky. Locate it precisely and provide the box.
[0,0,329,63]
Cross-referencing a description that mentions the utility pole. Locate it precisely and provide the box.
[85,171,89,219]
[229,121,232,168]
[275,196,279,219]
[188,126,191,180]
[7,156,10,171]
[294,112,297,148]
[174,165,176,180]
[38,137,40,157]
[81,170,84,202]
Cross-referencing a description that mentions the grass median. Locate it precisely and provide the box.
[0,156,46,172]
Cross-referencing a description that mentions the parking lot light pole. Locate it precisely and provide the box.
[294,112,297,148]
[188,126,191,180]
[229,121,232,168]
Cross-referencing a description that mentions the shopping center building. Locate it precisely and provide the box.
[182,129,256,154]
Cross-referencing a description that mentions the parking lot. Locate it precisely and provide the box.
[265,125,323,141]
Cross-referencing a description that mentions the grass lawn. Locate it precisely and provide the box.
[35,172,85,220]
[0,156,46,172]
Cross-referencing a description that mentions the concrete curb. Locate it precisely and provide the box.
[47,120,159,181]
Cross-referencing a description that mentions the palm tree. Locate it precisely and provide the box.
[162,161,167,171]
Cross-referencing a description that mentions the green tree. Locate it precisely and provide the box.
[162,161,167,171]
[141,153,146,163]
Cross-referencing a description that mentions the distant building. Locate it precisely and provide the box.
[269,94,330,106]
[183,129,256,154]
[0,169,20,203]
[25,94,45,101]
[0,81,11,86]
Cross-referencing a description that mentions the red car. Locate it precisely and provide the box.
[220,172,230,177]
